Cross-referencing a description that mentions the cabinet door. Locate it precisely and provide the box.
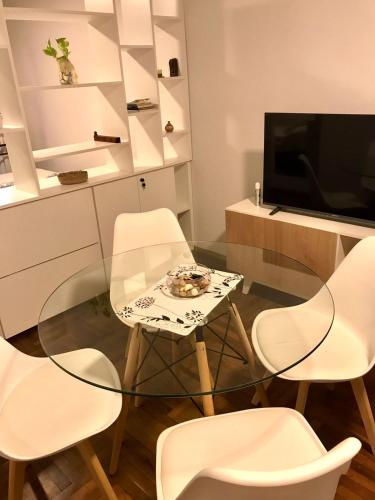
[93,177,140,257]
[0,244,102,338]
[137,167,176,213]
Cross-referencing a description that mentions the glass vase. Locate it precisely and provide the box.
[57,57,78,85]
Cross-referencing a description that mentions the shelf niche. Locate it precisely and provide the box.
[6,16,121,88]
[115,0,153,46]
[121,46,158,104]
[128,112,163,171]
[152,0,183,18]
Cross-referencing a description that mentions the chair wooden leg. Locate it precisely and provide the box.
[134,328,146,408]
[8,461,26,500]
[254,382,270,407]
[195,336,215,416]
[295,381,311,414]
[77,440,117,500]
[110,324,141,475]
[251,379,272,405]
[229,302,269,406]
[351,377,375,455]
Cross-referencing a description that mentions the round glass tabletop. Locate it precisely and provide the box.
[38,241,334,398]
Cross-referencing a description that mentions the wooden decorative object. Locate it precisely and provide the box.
[57,170,88,185]
[93,131,121,143]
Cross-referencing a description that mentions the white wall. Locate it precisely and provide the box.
[185,0,375,241]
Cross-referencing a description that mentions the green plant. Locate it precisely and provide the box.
[43,37,71,60]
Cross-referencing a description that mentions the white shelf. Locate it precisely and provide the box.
[121,44,154,50]
[164,156,190,167]
[128,108,159,117]
[226,198,375,240]
[159,76,185,83]
[33,140,127,163]
[176,202,191,215]
[38,164,120,190]
[0,125,24,133]
[0,186,37,207]
[20,81,123,92]
[153,15,182,25]
[3,7,114,22]
[163,129,189,137]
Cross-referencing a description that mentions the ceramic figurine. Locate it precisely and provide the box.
[165,121,174,133]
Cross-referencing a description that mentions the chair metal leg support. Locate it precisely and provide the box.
[8,460,26,500]
[77,440,118,500]
[295,381,311,414]
[351,377,375,455]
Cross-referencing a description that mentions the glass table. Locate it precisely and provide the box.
[38,241,334,473]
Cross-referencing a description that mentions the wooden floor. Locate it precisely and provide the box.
[2,328,375,499]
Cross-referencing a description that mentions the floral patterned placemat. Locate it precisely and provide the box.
[115,267,243,336]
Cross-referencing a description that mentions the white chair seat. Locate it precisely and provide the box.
[0,348,121,461]
[157,408,330,500]
[253,308,369,381]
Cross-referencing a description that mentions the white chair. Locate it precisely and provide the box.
[110,208,191,473]
[109,209,268,474]
[251,236,375,454]
[0,337,122,500]
[156,407,361,500]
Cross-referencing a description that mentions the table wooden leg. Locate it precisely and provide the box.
[110,324,141,475]
[229,302,269,407]
[195,327,215,416]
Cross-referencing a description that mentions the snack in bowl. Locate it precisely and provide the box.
[166,264,211,298]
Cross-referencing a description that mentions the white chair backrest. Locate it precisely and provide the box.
[325,236,375,365]
[110,209,193,309]
[112,208,187,255]
[176,437,361,500]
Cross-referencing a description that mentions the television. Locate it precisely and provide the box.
[263,112,375,225]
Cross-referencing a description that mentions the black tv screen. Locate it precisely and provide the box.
[263,113,375,224]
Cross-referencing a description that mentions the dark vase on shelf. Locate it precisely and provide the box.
[165,121,174,133]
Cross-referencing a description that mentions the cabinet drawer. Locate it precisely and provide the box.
[0,244,102,338]
[93,177,140,257]
[0,189,99,277]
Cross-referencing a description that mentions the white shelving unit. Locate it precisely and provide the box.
[0,0,194,338]
[0,0,192,196]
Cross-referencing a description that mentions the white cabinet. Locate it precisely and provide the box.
[0,189,99,277]
[137,167,176,212]
[0,244,102,338]
[93,176,140,257]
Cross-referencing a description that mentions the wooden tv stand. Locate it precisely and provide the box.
[225,199,375,282]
